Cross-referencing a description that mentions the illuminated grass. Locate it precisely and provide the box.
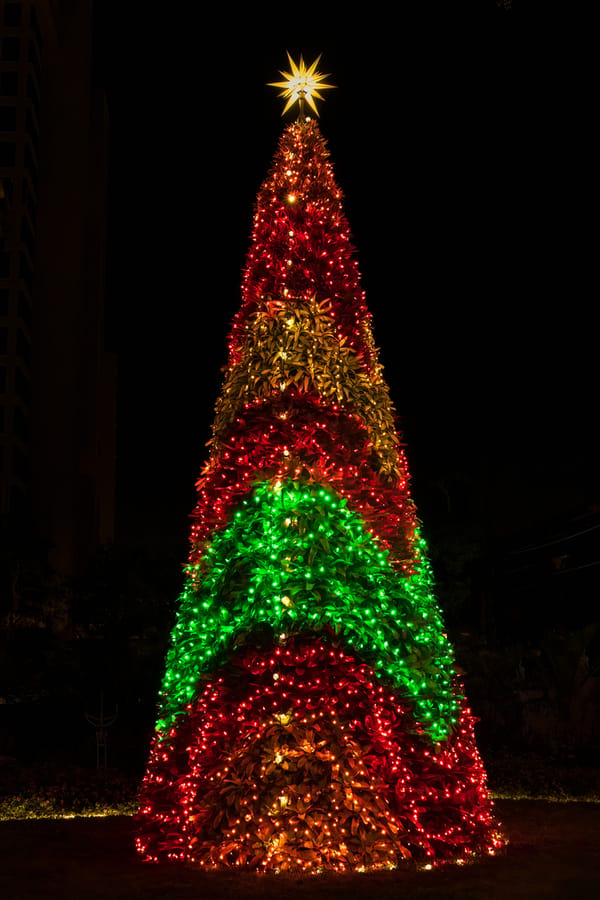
[489,790,600,804]
[2,790,599,823]
[0,798,137,821]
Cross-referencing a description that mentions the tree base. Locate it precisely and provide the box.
[136,636,505,871]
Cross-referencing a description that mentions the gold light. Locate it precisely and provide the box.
[269,53,336,116]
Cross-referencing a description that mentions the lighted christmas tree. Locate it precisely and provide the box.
[136,55,504,872]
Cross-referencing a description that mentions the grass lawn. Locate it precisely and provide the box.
[0,799,599,899]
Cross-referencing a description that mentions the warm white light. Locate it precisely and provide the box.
[269,53,336,116]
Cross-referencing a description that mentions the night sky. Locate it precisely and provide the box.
[92,5,595,552]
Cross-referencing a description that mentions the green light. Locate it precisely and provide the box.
[156,480,458,744]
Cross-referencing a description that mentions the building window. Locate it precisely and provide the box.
[0,38,21,62]
[26,108,38,154]
[0,142,17,167]
[0,326,7,354]
[0,250,11,278]
[30,5,42,48]
[0,287,9,314]
[15,366,30,402]
[24,141,37,180]
[13,445,30,481]
[0,404,4,432]
[19,251,32,292]
[0,365,6,392]
[20,213,35,260]
[10,484,29,517]
[0,107,17,133]
[4,3,22,27]
[0,174,12,204]
[16,327,29,364]
[28,40,41,82]
[18,291,31,327]
[13,404,29,442]
[22,177,36,217]
[0,72,19,97]
[26,73,39,106]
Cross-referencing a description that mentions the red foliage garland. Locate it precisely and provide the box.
[137,636,504,871]
[190,393,417,567]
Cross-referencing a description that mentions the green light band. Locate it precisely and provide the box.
[158,480,458,743]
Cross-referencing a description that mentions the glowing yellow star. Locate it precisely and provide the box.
[269,53,336,117]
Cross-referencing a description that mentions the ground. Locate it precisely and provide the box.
[0,800,599,899]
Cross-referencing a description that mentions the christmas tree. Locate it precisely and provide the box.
[136,55,504,872]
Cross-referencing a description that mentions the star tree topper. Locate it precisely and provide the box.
[269,53,336,116]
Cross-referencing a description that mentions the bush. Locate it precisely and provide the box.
[0,763,139,818]
[483,749,600,801]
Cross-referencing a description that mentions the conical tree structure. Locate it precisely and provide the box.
[136,117,504,872]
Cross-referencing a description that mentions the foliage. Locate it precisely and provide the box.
[484,750,600,802]
[1,751,598,825]
[0,764,138,819]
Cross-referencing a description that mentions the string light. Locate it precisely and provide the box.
[136,118,505,872]
[158,478,458,744]
[137,639,504,870]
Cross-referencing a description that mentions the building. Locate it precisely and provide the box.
[0,0,115,584]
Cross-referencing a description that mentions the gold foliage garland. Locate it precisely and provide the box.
[185,714,411,871]
[212,296,401,481]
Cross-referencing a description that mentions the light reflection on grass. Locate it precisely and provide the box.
[0,801,137,821]
[490,790,600,804]
[1,791,599,823]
